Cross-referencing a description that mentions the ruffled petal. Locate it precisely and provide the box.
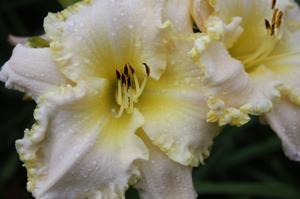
[16,80,148,198]
[264,99,300,161]
[139,39,219,166]
[264,18,300,105]
[0,45,67,100]
[192,41,281,126]
[44,0,168,81]
[162,0,193,33]
[135,132,197,199]
[205,16,243,49]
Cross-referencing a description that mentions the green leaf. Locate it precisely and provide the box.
[27,36,50,48]
[58,0,81,8]
[195,182,300,198]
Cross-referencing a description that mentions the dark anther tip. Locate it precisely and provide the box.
[143,63,150,76]
[116,69,121,80]
[124,65,129,76]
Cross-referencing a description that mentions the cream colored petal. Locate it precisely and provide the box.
[139,39,219,166]
[285,0,300,32]
[264,99,300,161]
[135,132,197,199]
[192,41,281,126]
[17,80,148,198]
[0,45,67,100]
[192,0,214,32]
[44,0,167,82]
[162,0,193,34]
[264,25,300,104]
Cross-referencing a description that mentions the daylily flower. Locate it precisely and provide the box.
[191,0,300,160]
[0,0,219,198]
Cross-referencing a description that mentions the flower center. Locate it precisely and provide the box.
[241,0,284,71]
[113,63,150,118]
[264,0,283,37]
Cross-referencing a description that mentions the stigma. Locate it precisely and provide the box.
[265,0,283,36]
[113,63,150,118]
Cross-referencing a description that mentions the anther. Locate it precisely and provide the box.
[272,8,278,24]
[127,77,131,89]
[121,74,126,85]
[265,19,271,31]
[116,69,121,80]
[124,64,129,76]
[265,2,283,36]
[271,23,275,36]
[129,65,135,74]
[275,11,283,28]
[143,63,150,76]
[272,0,276,9]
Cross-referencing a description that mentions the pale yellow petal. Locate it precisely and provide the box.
[210,0,292,63]
[138,39,219,166]
[44,0,168,82]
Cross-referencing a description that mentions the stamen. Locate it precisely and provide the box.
[113,63,150,118]
[143,63,150,77]
[116,69,121,80]
[128,88,134,113]
[272,8,278,24]
[121,74,126,85]
[265,19,271,31]
[271,23,275,36]
[275,11,283,28]
[117,79,122,105]
[129,64,135,74]
[272,0,276,9]
[265,2,283,36]
[124,64,129,76]
[127,76,131,89]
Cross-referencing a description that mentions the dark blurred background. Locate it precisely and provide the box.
[0,0,299,199]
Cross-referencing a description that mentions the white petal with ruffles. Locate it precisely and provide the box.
[44,0,167,81]
[17,80,148,198]
[139,39,219,166]
[265,99,300,161]
[135,133,197,199]
[162,0,193,33]
[0,45,67,100]
[193,41,280,126]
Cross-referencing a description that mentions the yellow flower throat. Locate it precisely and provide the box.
[113,63,150,118]
[241,0,284,71]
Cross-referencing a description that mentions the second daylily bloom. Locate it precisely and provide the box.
[191,0,300,160]
[0,0,219,198]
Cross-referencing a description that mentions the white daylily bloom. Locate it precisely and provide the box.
[0,0,219,198]
[191,0,300,160]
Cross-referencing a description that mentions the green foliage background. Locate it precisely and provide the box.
[0,0,299,198]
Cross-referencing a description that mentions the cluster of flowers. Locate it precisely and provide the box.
[1,0,300,198]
